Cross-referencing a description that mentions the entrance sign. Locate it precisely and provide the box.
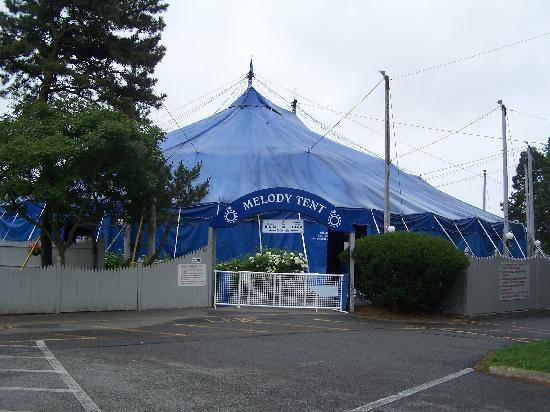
[211,187,351,231]
[499,261,529,301]
[262,219,303,234]
[178,263,207,287]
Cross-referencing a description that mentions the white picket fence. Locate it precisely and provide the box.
[215,271,345,310]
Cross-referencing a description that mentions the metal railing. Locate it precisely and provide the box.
[215,270,344,310]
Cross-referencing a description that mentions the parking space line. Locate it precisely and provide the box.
[0,355,42,359]
[0,369,62,373]
[349,368,474,411]
[36,340,101,412]
[0,386,77,393]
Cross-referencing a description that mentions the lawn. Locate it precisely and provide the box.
[479,340,550,374]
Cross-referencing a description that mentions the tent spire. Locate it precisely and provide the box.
[247,58,254,88]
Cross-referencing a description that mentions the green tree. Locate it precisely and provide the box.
[0,0,168,264]
[508,139,550,254]
[0,99,167,266]
[0,0,167,117]
[145,161,210,265]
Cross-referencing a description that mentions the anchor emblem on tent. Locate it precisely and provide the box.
[224,206,239,224]
[327,210,342,228]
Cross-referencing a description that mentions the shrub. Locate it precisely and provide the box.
[352,232,469,311]
[104,251,126,269]
[217,249,308,273]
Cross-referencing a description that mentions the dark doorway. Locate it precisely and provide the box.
[326,231,348,274]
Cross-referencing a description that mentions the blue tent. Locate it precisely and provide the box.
[158,86,526,270]
[1,85,526,270]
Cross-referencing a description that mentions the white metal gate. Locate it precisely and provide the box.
[214,271,344,310]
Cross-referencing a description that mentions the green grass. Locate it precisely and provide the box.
[478,340,550,374]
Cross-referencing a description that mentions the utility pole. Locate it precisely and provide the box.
[497,100,510,256]
[527,145,536,256]
[381,71,391,232]
[483,169,487,211]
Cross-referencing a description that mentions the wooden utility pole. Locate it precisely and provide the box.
[483,170,487,211]
[381,71,391,232]
[498,100,510,256]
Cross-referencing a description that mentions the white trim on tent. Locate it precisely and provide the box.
[453,222,475,256]
[433,215,457,248]
[371,210,380,234]
[401,216,409,232]
[3,213,18,241]
[477,219,500,255]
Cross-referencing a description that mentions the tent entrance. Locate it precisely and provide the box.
[327,231,347,274]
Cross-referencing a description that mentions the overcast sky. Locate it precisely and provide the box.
[1,1,549,218]
[150,0,550,218]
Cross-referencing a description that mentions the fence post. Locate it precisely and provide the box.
[237,271,242,308]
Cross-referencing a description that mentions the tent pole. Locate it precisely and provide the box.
[482,170,487,211]
[298,213,308,271]
[349,231,355,313]
[173,208,182,258]
[257,214,263,253]
[381,71,391,233]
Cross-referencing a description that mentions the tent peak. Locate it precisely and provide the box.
[247,58,254,88]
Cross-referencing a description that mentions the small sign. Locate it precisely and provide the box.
[178,263,206,287]
[192,257,201,263]
[262,219,304,234]
[499,261,529,301]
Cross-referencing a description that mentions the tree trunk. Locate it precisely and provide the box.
[146,199,157,260]
[40,206,53,267]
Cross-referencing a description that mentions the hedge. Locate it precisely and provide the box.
[352,232,469,310]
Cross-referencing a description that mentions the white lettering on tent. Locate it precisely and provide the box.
[296,195,326,214]
[242,193,294,211]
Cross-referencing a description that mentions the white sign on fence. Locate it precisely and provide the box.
[262,219,304,234]
[499,261,529,301]
[178,263,207,287]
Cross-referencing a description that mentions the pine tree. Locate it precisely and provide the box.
[0,0,168,265]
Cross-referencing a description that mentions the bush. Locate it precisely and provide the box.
[104,251,125,269]
[217,249,308,273]
[352,232,469,311]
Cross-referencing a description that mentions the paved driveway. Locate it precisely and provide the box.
[0,308,548,411]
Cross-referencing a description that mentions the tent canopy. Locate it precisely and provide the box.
[162,86,500,222]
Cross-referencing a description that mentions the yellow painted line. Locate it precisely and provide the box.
[93,325,190,338]
[246,320,354,331]
[173,323,271,334]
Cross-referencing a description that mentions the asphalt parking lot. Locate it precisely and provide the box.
[0,308,549,411]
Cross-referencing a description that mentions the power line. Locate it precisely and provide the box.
[392,31,550,80]
[508,108,550,123]
[396,107,499,159]
[306,79,383,153]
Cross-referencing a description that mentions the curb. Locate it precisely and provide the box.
[489,366,550,386]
